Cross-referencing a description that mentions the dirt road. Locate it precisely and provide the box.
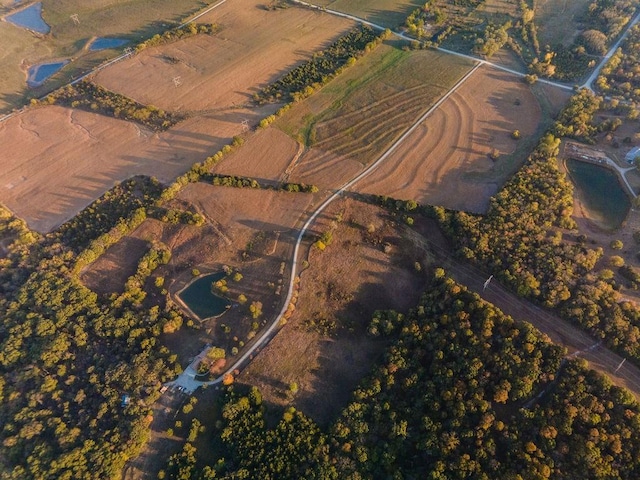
[408,223,640,399]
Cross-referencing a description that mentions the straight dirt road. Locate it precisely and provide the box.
[407,225,640,399]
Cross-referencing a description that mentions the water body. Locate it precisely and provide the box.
[566,159,631,229]
[178,272,231,320]
[89,37,128,51]
[6,2,50,34]
[27,60,68,87]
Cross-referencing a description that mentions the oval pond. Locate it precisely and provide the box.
[566,158,631,229]
[178,272,231,320]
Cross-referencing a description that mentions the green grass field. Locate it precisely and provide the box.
[276,40,473,166]
[0,0,213,112]
[310,0,423,29]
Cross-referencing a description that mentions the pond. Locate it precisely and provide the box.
[6,2,50,34]
[177,272,231,320]
[566,159,631,230]
[27,60,69,87]
[89,37,129,51]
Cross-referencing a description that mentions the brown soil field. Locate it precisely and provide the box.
[355,66,560,213]
[239,197,430,425]
[211,128,300,183]
[93,0,355,113]
[0,104,268,233]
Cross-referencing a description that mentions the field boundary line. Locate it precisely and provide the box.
[168,61,483,391]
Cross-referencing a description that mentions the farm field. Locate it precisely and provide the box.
[356,66,568,213]
[0,0,211,112]
[275,44,473,188]
[93,0,356,113]
[0,104,271,232]
[306,0,422,29]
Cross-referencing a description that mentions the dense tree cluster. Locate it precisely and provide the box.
[0,254,182,479]
[597,24,640,102]
[552,89,602,143]
[164,273,640,479]
[255,26,386,103]
[434,88,640,365]
[40,82,184,131]
[134,23,218,52]
[205,174,318,193]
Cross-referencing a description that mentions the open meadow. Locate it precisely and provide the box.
[93,0,356,113]
[0,0,211,112]
[239,196,430,424]
[357,65,568,212]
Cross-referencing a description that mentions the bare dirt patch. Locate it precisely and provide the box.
[0,104,265,233]
[81,236,150,294]
[356,66,553,213]
[211,128,300,183]
[93,0,356,113]
[239,197,430,425]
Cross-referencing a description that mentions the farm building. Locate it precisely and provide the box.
[625,146,640,164]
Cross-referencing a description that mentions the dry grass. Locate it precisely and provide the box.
[93,0,356,113]
[356,66,567,213]
[0,104,268,232]
[309,0,423,28]
[0,0,210,112]
[535,0,591,47]
[278,45,473,166]
[239,197,430,424]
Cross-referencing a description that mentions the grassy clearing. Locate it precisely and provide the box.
[309,0,423,28]
[0,0,212,112]
[276,41,473,165]
[535,0,592,47]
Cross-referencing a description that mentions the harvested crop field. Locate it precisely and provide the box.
[211,128,300,183]
[239,196,430,425]
[93,0,355,113]
[0,104,268,232]
[356,66,555,213]
[277,45,473,188]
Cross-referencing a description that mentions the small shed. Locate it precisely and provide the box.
[625,146,640,164]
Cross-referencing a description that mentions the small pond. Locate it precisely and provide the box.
[566,158,631,229]
[89,37,129,51]
[178,272,231,320]
[6,2,50,34]
[27,60,69,87]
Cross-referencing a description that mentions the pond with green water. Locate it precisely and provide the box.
[566,159,630,230]
[178,272,231,320]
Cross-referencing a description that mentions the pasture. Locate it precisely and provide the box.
[0,104,266,232]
